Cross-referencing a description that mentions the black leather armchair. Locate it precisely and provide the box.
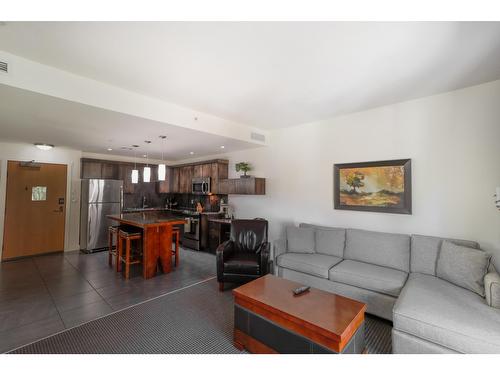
[216,219,271,291]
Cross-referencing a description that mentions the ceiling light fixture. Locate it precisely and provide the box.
[143,141,152,183]
[131,145,139,184]
[220,145,225,149]
[107,148,113,151]
[158,136,167,181]
[34,143,54,151]
[189,151,195,155]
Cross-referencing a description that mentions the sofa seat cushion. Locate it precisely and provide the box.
[328,260,408,297]
[277,253,342,279]
[393,273,500,353]
[224,253,260,275]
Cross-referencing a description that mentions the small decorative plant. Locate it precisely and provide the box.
[235,162,251,178]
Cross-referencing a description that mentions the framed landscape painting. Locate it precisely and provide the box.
[334,159,412,214]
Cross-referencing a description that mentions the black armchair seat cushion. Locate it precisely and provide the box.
[224,253,260,275]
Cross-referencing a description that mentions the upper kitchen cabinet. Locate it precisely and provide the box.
[119,164,135,194]
[178,165,193,193]
[156,166,173,193]
[219,177,266,195]
[169,160,228,194]
[81,159,104,179]
[101,163,119,179]
[81,158,120,180]
[171,167,180,193]
[209,161,228,194]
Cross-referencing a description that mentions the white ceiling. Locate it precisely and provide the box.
[0,85,259,161]
[1,22,500,129]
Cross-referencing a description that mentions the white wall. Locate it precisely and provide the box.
[0,142,82,258]
[221,80,500,270]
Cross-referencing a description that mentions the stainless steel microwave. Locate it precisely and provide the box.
[192,177,211,195]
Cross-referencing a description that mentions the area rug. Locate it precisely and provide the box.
[9,278,392,354]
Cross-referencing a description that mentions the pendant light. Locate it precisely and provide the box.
[131,145,139,184]
[158,135,167,181]
[143,140,151,183]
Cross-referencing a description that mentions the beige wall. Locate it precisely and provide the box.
[220,80,500,270]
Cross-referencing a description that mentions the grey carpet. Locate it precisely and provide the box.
[9,278,392,354]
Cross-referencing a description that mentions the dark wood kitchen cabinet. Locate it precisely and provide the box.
[190,161,228,194]
[81,160,103,179]
[219,177,265,195]
[171,168,180,193]
[156,167,173,193]
[119,164,135,194]
[178,166,193,193]
[101,163,118,179]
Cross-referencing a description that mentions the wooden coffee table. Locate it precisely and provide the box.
[232,274,366,354]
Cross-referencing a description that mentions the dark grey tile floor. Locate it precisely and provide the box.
[0,248,216,353]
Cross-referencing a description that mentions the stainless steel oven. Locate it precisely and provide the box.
[192,177,211,195]
[182,215,201,250]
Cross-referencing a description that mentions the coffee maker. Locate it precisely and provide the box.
[219,200,234,219]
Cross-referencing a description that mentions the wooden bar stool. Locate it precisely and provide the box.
[172,227,180,267]
[117,228,143,279]
[108,225,120,268]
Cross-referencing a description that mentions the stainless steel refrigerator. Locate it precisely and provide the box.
[80,179,123,253]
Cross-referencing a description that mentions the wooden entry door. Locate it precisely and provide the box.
[2,161,67,260]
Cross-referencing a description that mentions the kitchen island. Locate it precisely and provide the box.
[108,211,186,279]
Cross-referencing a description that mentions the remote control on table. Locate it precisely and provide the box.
[293,285,310,296]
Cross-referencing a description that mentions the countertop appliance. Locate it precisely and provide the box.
[192,177,211,195]
[80,179,123,253]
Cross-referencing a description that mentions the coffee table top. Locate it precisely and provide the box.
[233,274,366,345]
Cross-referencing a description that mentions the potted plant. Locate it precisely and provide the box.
[235,162,252,178]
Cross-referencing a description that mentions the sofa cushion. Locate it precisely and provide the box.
[315,229,345,258]
[299,223,345,258]
[286,226,315,254]
[410,234,480,276]
[329,260,408,297]
[436,241,491,297]
[344,229,410,272]
[277,253,342,279]
[393,273,500,353]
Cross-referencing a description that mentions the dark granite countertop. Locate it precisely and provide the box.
[208,217,233,224]
[108,211,187,227]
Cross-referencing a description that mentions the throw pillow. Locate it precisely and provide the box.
[436,240,491,297]
[286,226,315,254]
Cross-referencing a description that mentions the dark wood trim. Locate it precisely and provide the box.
[334,158,412,215]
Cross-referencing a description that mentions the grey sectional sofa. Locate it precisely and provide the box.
[274,223,500,353]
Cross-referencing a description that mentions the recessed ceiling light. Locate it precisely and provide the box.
[107,148,113,151]
[220,145,225,149]
[34,143,54,151]
[142,154,147,158]
[189,151,195,155]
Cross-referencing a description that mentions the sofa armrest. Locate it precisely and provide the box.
[273,238,287,263]
[485,271,500,309]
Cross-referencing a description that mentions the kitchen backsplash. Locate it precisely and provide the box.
[168,193,226,212]
[123,182,227,212]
